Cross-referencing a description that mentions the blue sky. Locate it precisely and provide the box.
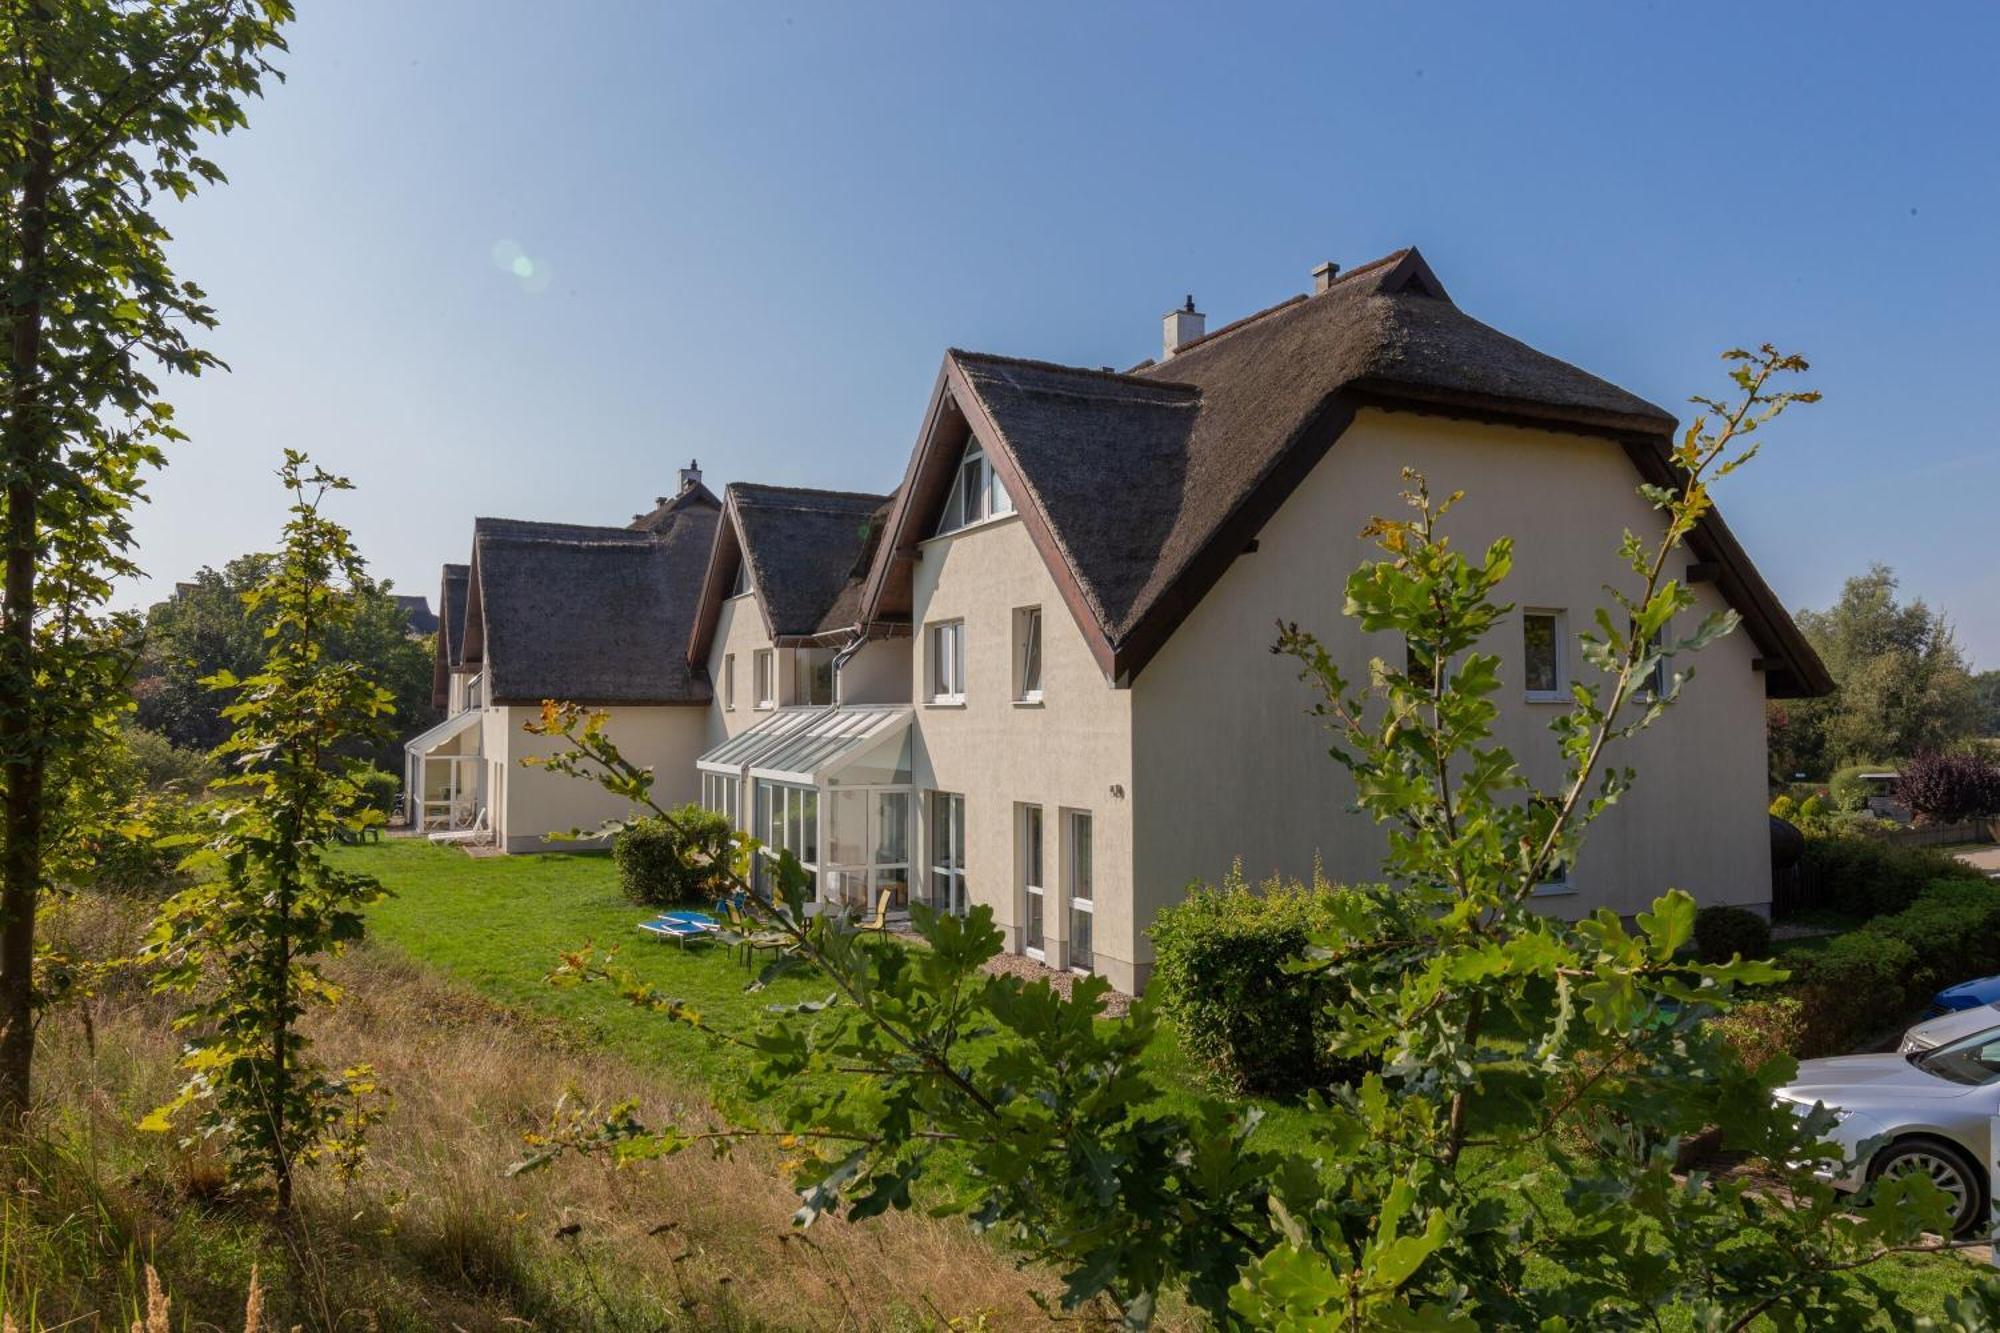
[139,1,1999,664]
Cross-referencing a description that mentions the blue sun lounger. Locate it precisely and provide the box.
[638,910,719,948]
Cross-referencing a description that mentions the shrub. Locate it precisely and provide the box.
[1827,764,1883,814]
[1801,834,1985,918]
[1787,880,2000,1054]
[1150,866,1365,1097]
[1767,794,1796,822]
[1791,931,1921,1056]
[1692,905,1771,964]
[1896,748,2000,825]
[122,724,217,793]
[612,806,733,907]
[353,765,400,815]
[1865,879,2000,993]
[1708,996,1805,1073]
[1794,793,1829,831]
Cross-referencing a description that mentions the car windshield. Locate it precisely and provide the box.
[1914,1025,2000,1086]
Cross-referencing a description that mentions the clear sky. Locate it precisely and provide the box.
[136,1,1999,664]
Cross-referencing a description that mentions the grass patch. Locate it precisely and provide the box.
[328,841,1985,1325]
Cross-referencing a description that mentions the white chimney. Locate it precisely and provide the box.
[678,458,702,493]
[1312,260,1341,294]
[1161,294,1205,358]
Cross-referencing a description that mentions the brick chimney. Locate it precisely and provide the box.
[1161,295,1205,359]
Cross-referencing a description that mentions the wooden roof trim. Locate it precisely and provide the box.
[686,491,775,669]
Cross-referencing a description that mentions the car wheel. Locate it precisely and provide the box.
[1870,1138,1986,1237]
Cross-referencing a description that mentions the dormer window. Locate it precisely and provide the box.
[938,441,1013,535]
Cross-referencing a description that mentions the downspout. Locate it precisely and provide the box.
[828,625,867,709]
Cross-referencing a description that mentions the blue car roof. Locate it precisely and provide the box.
[1931,974,2000,1009]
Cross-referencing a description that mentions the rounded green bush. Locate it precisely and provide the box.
[612,806,734,907]
[1150,869,1367,1098]
[1692,905,1771,965]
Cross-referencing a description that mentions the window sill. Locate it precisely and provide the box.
[1523,692,1568,705]
[1012,696,1044,709]
[1530,883,1576,898]
[918,509,1023,549]
[754,703,775,712]
[1025,947,1045,963]
[926,697,966,709]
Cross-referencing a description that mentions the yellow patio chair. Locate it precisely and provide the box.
[855,887,895,934]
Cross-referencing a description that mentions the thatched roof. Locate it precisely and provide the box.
[687,484,892,666]
[395,594,438,636]
[430,563,471,710]
[864,247,1829,696]
[465,509,718,706]
[734,484,891,636]
[630,479,721,532]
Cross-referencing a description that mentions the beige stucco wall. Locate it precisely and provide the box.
[906,513,1140,992]
[489,703,707,854]
[1131,408,1773,966]
[705,593,773,748]
[838,636,912,706]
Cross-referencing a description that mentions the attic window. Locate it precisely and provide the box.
[937,441,1013,536]
[731,559,750,598]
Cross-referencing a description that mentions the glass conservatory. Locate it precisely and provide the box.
[696,705,914,915]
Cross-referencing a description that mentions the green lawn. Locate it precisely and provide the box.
[336,839,1983,1321]
[338,840,840,1109]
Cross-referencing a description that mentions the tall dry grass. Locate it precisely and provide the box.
[7,890,1076,1331]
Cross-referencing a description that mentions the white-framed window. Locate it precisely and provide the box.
[937,441,1013,535]
[723,653,736,710]
[1521,609,1567,702]
[1065,810,1093,974]
[1013,607,1043,703]
[1530,797,1573,897]
[754,780,819,884]
[1018,804,1045,960]
[754,648,775,709]
[701,771,740,828]
[927,620,965,703]
[731,559,750,598]
[929,791,966,917]
[792,647,835,707]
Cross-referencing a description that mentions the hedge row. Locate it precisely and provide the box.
[1799,834,1987,918]
[1790,879,2000,1056]
[1149,871,1369,1097]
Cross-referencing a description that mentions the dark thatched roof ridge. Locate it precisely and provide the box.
[468,509,718,706]
[439,564,470,666]
[395,594,438,636]
[630,479,721,532]
[865,246,1828,696]
[731,483,893,638]
[431,563,471,710]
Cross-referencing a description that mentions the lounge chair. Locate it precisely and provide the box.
[723,897,793,968]
[854,887,896,934]
[638,913,717,949]
[428,807,490,846]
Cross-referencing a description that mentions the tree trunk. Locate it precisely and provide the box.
[0,51,56,1125]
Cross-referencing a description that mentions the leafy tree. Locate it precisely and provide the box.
[1769,565,1982,778]
[133,551,440,772]
[1896,748,2000,825]
[1974,669,2000,739]
[144,454,391,1212]
[520,350,2000,1326]
[0,0,293,1121]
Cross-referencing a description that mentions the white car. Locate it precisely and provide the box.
[1772,1004,2000,1236]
